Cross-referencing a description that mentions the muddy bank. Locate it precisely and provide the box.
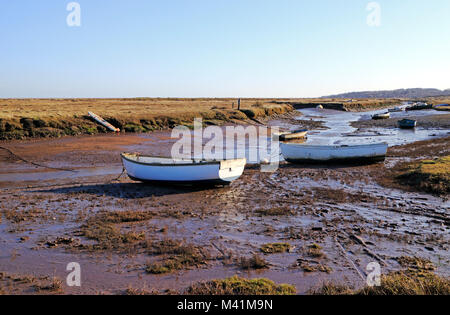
[0,110,449,295]
[0,135,449,294]
[374,137,450,197]
[352,113,450,130]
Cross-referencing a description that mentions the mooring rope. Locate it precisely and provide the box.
[113,166,127,181]
[0,146,77,173]
[334,236,367,282]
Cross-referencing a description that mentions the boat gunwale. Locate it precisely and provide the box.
[280,143,388,150]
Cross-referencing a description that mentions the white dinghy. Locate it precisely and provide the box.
[121,153,246,186]
[281,143,388,164]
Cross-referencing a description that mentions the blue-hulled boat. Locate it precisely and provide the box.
[398,119,417,129]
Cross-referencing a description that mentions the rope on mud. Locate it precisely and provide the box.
[0,146,77,173]
[112,166,127,182]
[334,237,367,282]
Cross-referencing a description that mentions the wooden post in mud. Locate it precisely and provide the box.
[238,98,241,110]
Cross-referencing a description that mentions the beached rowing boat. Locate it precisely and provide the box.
[372,113,390,120]
[388,106,405,113]
[281,143,388,164]
[88,112,120,132]
[273,129,308,141]
[121,153,246,185]
[434,104,450,111]
[398,119,417,129]
[406,103,433,111]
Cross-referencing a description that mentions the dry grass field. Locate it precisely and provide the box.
[0,98,296,140]
[0,97,408,120]
[0,98,277,120]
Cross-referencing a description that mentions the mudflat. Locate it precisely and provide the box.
[0,105,448,295]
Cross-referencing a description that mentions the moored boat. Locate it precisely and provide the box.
[434,104,450,111]
[121,153,246,186]
[372,113,390,120]
[398,119,417,129]
[281,143,388,164]
[388,106,405,113]
[406,103,433,111]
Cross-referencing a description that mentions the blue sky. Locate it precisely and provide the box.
[1,0,449,98]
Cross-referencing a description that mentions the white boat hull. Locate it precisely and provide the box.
[121,154,246,185]
[372,113,390,120]
[281,143,388,164]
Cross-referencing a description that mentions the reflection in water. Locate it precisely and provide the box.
[297,107,449,146]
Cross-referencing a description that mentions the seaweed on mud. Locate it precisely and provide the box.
[2,208,50,224]
[81,222,145,250]
[256,207,293,216]
[239,254,269,270]
[33,277,64,294]
[299,262,332,274]
[145,239,210,274]
[124,285,159,295]
[395,256,435,271]
[307,243,326,259]
[312,187,377,204]
[78,210,152,250]
[94,210,153,224]
[145,253,207,274]
[0,272,64,295]
[185,276,296,295]
[309,282,354,295]
[260,243,292,254]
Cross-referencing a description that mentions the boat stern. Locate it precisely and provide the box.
[219,158,246,182]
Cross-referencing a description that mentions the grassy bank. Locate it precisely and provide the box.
[185,276,296,295]
[374,137,450,196]
[0,98,294,140]
[395,156,450,196]
[311,271,449,295]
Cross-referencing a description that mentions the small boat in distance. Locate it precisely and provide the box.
[274,129,308,141]
[434,104,450,111]
[406,103,433,111]
[372,113,390,120]
[388,106,405,113]
[281,143,388,164]
[121,153,246,186]
[398,119,417,129]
